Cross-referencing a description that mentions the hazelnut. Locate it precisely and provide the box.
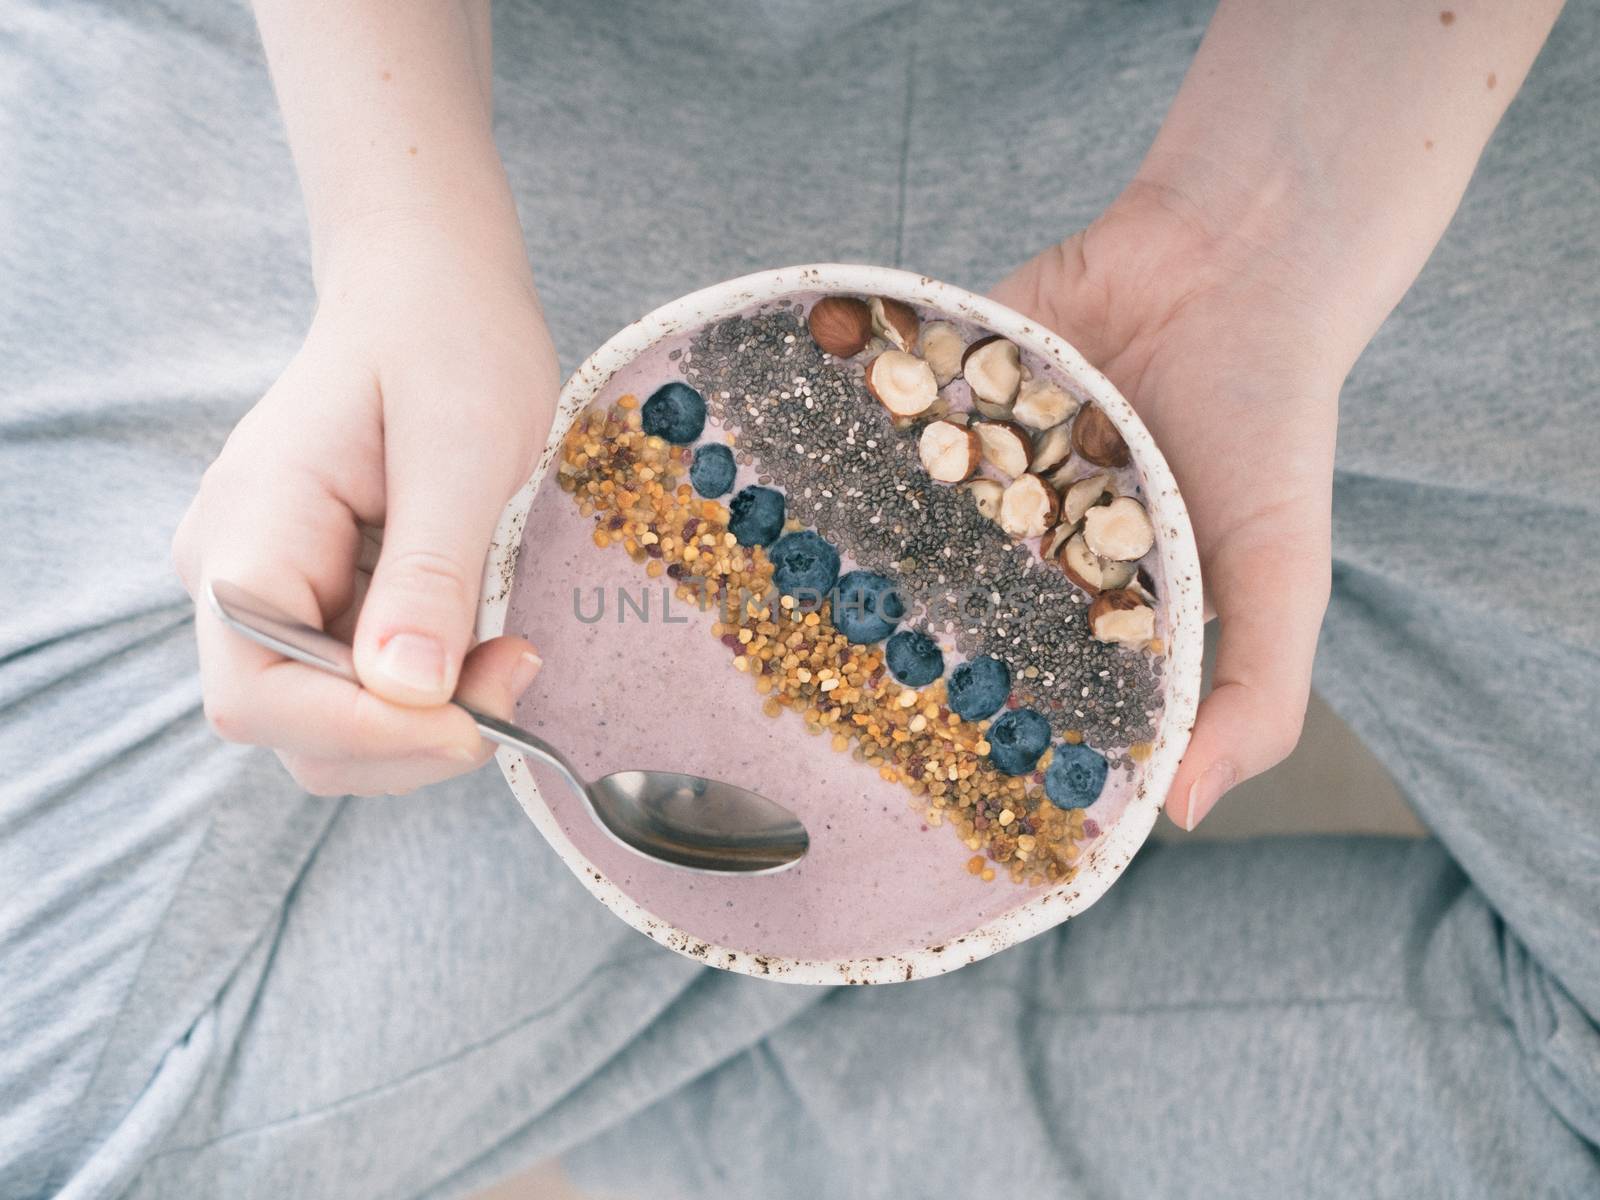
[971,396,1017,421]
[1135,565,1159,604]
[1039,523,1077,563]
[1088,588,1157,646]
[807,296,873,357]
[1060,471,1116,526]
[918,419,981,482]
[869,296,920,353]
[919,321,966,386]
[1058,531,1137,596]
[1030,422,1075,475]
[997,473,1059,540]
[1083,496,1155,561]
[901,395,951,429]
[1012,378,1080,431]
[865,350,938,417]
[972,420,1032,477]
[962,336,1023,407]
[962,477,1004,521]
[1045,456,1084,489]
[1071,405,1130,468]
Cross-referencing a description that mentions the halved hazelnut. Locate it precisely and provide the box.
[962,336,1023,407]
[1039,523,1077,563]
[1136,565,1158,600]
[998,474,1059,540]
[1071,405,1130,468]
[918,419,981,482]
[1061,471,1116,526]
[1089,588,1157,646]
[1058,532,1137,596]
[919,321,966,386]
[865,350,938,417]
[1083,496,1154,561]
[962,478,1004,520]
[1045,457,1082,489]
[972,420,1032,477]
[1030,423,1075,475]
[807,296,872,357]
[971,396,1017,421]
[1012,378,1080,431]
[869,297,919,353]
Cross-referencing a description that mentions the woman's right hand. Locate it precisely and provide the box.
[171,220,559,797]
[992,185,1343,831]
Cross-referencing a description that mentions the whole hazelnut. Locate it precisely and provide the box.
[807,296,873,357]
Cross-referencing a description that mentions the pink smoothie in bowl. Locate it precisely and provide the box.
[476,265,1202,985]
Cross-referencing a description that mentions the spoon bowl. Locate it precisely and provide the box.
[204,578,809,875]
[592,771,812,874]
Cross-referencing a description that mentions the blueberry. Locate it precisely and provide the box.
[830,570,906,644]
[946,655,1012,721]
[641,382,706,444]
[689,443,736,497]
[986,707,1051,775]
[727,485,785,547]
[885,629,944,687]
[1044,741,1109,808]
[768,531,841,607]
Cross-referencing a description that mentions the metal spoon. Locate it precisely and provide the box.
[205,578,809,874]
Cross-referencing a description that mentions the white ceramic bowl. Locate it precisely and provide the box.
[476,264,1202,984]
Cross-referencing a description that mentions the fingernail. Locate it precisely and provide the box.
[510,649,543,697]
[375,632,446,694]
[1184,761,1237,832]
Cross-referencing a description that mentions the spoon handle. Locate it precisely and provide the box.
[206,578,362,682]
[451,706,591,800]
[204,578,590,795]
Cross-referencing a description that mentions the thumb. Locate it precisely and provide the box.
[353,406,526,708]
[1166,542,1330,831]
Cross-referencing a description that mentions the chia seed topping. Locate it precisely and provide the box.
[680,304,1161,756]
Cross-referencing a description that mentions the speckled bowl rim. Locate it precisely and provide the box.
[476,263,1202,985]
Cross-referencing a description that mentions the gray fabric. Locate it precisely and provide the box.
[2,0,1597,1197]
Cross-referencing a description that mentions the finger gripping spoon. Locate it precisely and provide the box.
[205,578,809,874]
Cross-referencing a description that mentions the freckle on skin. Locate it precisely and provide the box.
[381,69,392,82]
[408,145,418,156]
[1439,10,1454,25]
[1425,139,1435,151]
[1487,72,1497,89]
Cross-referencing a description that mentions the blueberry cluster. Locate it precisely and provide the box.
[640,377,1108,809]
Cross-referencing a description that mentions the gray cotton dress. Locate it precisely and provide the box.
[2,1,1597,1197]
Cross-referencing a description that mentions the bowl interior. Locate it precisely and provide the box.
[478,264,1202,984]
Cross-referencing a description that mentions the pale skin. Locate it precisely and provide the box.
[172,1,1563,820]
